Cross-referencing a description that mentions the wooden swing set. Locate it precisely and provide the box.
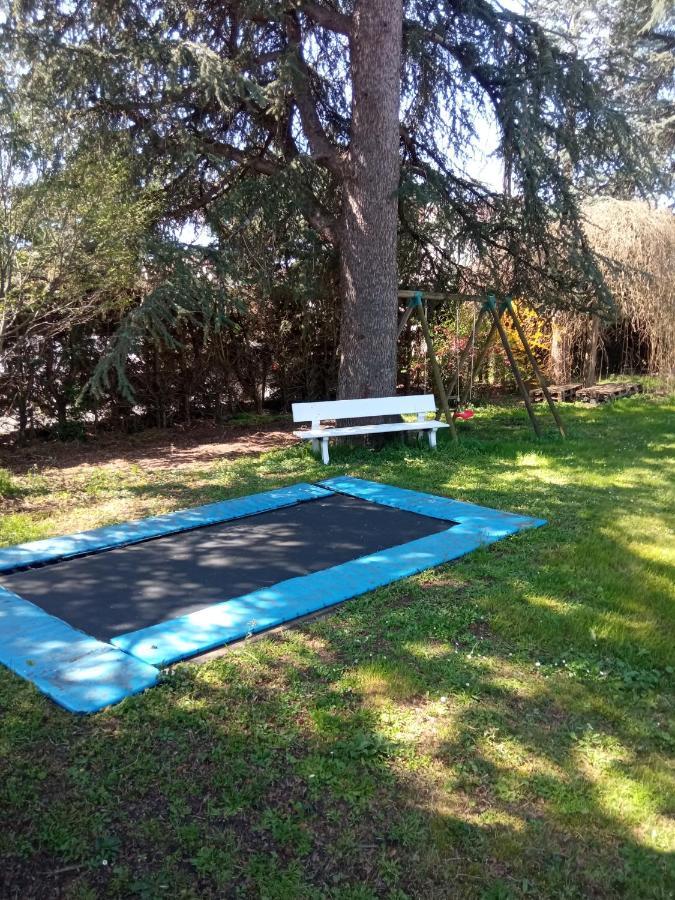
[398,290,565,441]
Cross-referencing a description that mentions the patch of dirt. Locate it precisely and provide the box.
[0,420,296,475]
[388,593,417,608]
[420,576,466,590]
[467,620,494,641]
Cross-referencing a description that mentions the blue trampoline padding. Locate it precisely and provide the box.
[1,476,546,711]
[0,482,331,574]
[320,476,547,531]
[0,586,159,714]
[112,479,545,668]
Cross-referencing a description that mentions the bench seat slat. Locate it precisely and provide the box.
[294,421,448,439]
[292,394,436,423]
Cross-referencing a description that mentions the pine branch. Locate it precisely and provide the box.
[297,1,352,36]
[284,11,344,176]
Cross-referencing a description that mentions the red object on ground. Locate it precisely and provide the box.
[453,409,475,421]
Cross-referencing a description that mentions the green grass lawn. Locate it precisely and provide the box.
[1,397,673,899]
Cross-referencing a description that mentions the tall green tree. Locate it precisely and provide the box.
[528,0,674,191]
[0,92,161,436]
[2,0,654,399]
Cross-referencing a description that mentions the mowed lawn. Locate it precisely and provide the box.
[0,396,673,899]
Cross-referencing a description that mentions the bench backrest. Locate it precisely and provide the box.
[292,394,436,427]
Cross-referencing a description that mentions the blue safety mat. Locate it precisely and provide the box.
[111,525,495,667]
[0,477,545,712]
[0,586,159,713]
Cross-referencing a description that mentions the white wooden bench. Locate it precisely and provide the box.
[292,394,448,464]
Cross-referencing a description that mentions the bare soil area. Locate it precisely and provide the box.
[0,419,296,475]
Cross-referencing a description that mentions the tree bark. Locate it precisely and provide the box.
[582,314,601,386]
[337,0,403,400]
[550,313,571,384]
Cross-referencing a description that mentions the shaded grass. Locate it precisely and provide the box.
[0,395,673,898]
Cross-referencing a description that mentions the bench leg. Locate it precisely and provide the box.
[311,438,321,457]
[321,438,330,465]
[428,429,437,450]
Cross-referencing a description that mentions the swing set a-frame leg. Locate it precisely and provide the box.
[486,295,543,438]
[398,289,566,440]
[396,301,416,340]
[504,298,566,438]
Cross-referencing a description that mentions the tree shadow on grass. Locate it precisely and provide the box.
[1,546,672,899]
[1,399,673,898]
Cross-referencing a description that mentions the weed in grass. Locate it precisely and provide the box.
[0,467,19,499]
[190,840,237,889]
[259,809,312,856]
[247,854,318,899]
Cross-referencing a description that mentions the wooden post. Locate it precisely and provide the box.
[505,299,566,438]
[582,314,601,386]
[412,293,458,441]
[551,312,572,384]
[486,295,543,438]
[397,301,416,339]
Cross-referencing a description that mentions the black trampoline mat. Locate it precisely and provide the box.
[1,493,451,641]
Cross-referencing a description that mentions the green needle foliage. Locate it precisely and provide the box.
[529,0,674,192]
[0,1,663,427]
[3,1,657,304]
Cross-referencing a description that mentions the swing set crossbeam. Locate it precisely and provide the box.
[398,290,565,439]
[398,290,483,304]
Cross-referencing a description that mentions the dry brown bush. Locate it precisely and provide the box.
[584,198,675,378]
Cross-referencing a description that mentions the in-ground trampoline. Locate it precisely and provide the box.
[0,477,545,713]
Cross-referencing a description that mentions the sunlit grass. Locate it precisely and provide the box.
[0,395,674,897]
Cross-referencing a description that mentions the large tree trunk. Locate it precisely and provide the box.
[550,313,572,383]
[337,0,403,400]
